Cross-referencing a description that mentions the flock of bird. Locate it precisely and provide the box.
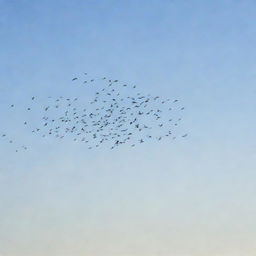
[1,73,188,152]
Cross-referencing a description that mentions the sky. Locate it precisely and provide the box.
[0,0,256,255]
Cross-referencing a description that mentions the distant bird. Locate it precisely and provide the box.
[4,73,188,152]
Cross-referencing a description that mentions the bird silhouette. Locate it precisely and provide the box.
[2,73,188,152]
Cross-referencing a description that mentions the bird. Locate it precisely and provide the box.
[4,73,188,152]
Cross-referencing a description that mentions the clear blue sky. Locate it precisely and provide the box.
[0,0,256,255]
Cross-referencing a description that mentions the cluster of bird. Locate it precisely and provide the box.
[1,73,188,152]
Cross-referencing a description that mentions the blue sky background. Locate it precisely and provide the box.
[0,0,256,255]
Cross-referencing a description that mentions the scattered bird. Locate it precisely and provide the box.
[1,73,188,152]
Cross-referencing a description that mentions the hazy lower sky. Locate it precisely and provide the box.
[1,0,256,255]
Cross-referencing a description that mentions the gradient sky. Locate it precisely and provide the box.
[1,0,256,256]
